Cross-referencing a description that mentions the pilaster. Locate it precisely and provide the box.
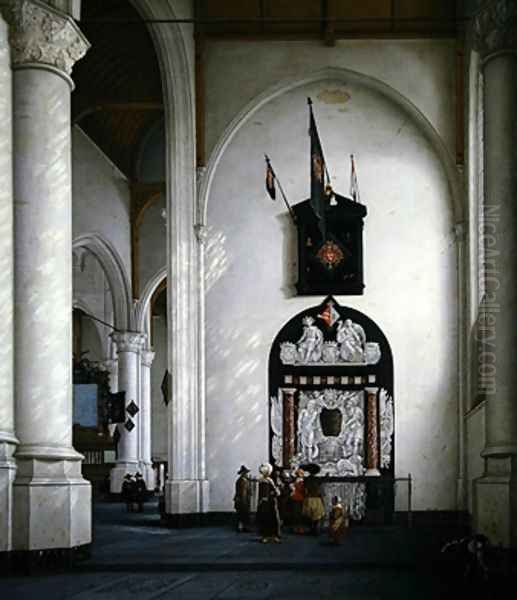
[0,10,16,554]
[139,349,155,489]
[473,0,517,547]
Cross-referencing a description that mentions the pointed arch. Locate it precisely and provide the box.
[72,233,132,331]
[198,66,463,226]
[135,266,167,334]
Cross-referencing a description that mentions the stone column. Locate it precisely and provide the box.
[0,0,90,552]
[140,350,155,489]
[0,10,16,555]
[281,388,297,467]
[110,332,145,493]
[164,219,209,526]
[474,0,517,547]
[365,387,380,477]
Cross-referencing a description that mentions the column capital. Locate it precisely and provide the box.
[473,0,517,61]
[0,0,89,77]
[280,387,298,396]
[364,386,379,395]
[141,350,155,368]
[111,331,146,353]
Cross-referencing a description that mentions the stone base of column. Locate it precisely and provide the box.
[110,462,139,493]
[365,468,381,477]
[0,435,17,552]
[475,454,517,547]
[13,448,91,551]
[163,479,210,527]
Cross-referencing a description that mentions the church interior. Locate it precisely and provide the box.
[1,0,517,595]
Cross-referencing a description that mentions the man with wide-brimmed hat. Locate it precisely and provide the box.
[234,465,252,532]
[135,472,147,513]
[121,473,135,512]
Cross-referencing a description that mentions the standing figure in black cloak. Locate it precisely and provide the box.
[256,462,281,543]
[233,465,252,532]
[121,473,135,512]
[135,472,147,512]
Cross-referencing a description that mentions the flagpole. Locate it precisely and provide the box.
[264,154,296,224]
[350,153,360,203]
[307,97,332,187]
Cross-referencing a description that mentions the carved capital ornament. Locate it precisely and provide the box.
[111,332,146,354]
[473,0,517,60]
[0,0,89,76]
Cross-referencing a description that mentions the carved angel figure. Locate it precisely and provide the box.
[336,319,366,362]
[343,403,364,458]
[297,399,320,462]
[297,316,324,363]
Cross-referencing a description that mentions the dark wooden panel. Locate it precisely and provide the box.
[333,0,392,20]
[199,0,262,34]
[264,0,322,34]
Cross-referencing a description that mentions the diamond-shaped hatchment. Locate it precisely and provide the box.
[124,418,135,432]
[126,401,139,417]
[161,370,170,406]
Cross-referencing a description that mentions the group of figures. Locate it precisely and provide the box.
[279,315,381,365]
[233,463,349,545]
[121,472,148,512]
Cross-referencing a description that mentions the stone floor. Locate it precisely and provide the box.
[0,501,512,599]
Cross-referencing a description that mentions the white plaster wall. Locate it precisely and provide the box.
[73,251,113,358]
[72,126,131,280]
[204,39,456,160]
[80,318,104,363]
[151,315,168,460]
[466,403,486,515]
[205,76,458,512]
[138,196,166,294]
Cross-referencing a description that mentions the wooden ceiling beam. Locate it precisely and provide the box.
[73,102,163,124]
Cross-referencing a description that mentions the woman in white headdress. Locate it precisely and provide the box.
[256,462,281,543]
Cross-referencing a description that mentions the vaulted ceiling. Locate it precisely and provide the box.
[72,0,162,179]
